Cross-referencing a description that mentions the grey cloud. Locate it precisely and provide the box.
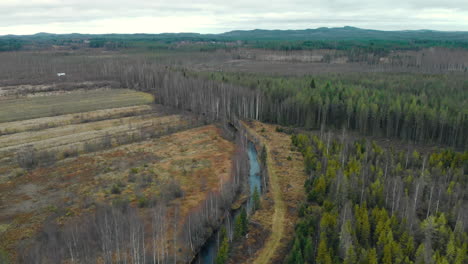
[0,0,467,34]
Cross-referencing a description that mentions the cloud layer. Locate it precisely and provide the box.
[1,0,467,34]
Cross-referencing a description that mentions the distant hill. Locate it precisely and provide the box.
[219,27,468,41]
[1,26,468,52]
[2,27,468,41]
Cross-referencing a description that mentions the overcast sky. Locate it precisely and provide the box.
[1,0,467,35]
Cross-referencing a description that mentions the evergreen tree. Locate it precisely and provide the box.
[295,250,304,264]
[367,248,378,264]
[260,146,267,165]
[310,79,316,89]
[304,236,314,263]
[216,227,229,264]
[382,243,393,264]
[343,244,357,264]
[234,208,248,239]
[316,237,333,264]
[252,186,261,211]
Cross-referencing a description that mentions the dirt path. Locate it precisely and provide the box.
[252,145,286,264]
[240,121,306,264]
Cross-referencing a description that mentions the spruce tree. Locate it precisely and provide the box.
[234,208,248,239]
[252,186,261,211]
[216,227,229,264]
[310,79,316,89]
[304,236,314,263]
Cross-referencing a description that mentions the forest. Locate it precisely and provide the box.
[192,72,467,148]
[2,27,468,53]
[284,132,467,264]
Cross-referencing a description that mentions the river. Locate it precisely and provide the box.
[193,141,262,264]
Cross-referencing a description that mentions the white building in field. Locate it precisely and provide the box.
[57,73,66,77]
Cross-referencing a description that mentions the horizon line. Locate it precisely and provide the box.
[2,26,468,37]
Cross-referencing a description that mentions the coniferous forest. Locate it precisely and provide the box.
[284,133,467,264]
[193,72,467,149]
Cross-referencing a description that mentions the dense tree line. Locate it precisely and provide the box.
[68,58,465,151]
[194,72,467,148]
[4,27,468,54]
[0,39,22,52]
[78,60,466,149]
[248,39,468,56]
[284,132,467,264]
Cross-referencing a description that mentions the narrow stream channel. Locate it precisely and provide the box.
[246,141,262,212]
[193,141,262,264]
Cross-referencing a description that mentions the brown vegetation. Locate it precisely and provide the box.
[1,125,236,263]
[228,121,307,264]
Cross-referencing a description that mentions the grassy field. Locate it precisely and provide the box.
[0,88,154,123]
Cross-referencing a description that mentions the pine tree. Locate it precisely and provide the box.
[304,236,314,263]
[234,208,248,239]
[383,243,393,264]
[260,146,267,165]
[295,250,304,264]
[310,79,316,89]
[454,243,467,264]
[355,203,370,246]
[316,237,333,264]
[367,248,378,264]
[446,233,456,261]
[216,227,229,264]
[400,232,415,259]
[343,244,357,264]
[252,186,261,211]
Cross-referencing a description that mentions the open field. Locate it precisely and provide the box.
[0,113,174,149]
[0,114,195,176]
[0,81,120,98]
[0,82,239,263]
[0,105,154,135]
[0,88,154,123]
[0,125,235,261]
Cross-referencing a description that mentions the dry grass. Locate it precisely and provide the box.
[0,88,154,123]
[0,113,165,148]
[0,125,235,261]
[0,81,119,98]
[0,83,235,262]
[239,121,306,264]
[0,105,153,135]
[0,114,192,171]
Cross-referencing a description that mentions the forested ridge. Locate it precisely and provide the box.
[192,72,467,148]
[284,133,468,264]
[3,26,468,53]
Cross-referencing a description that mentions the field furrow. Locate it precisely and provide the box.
[0,88,154,123]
